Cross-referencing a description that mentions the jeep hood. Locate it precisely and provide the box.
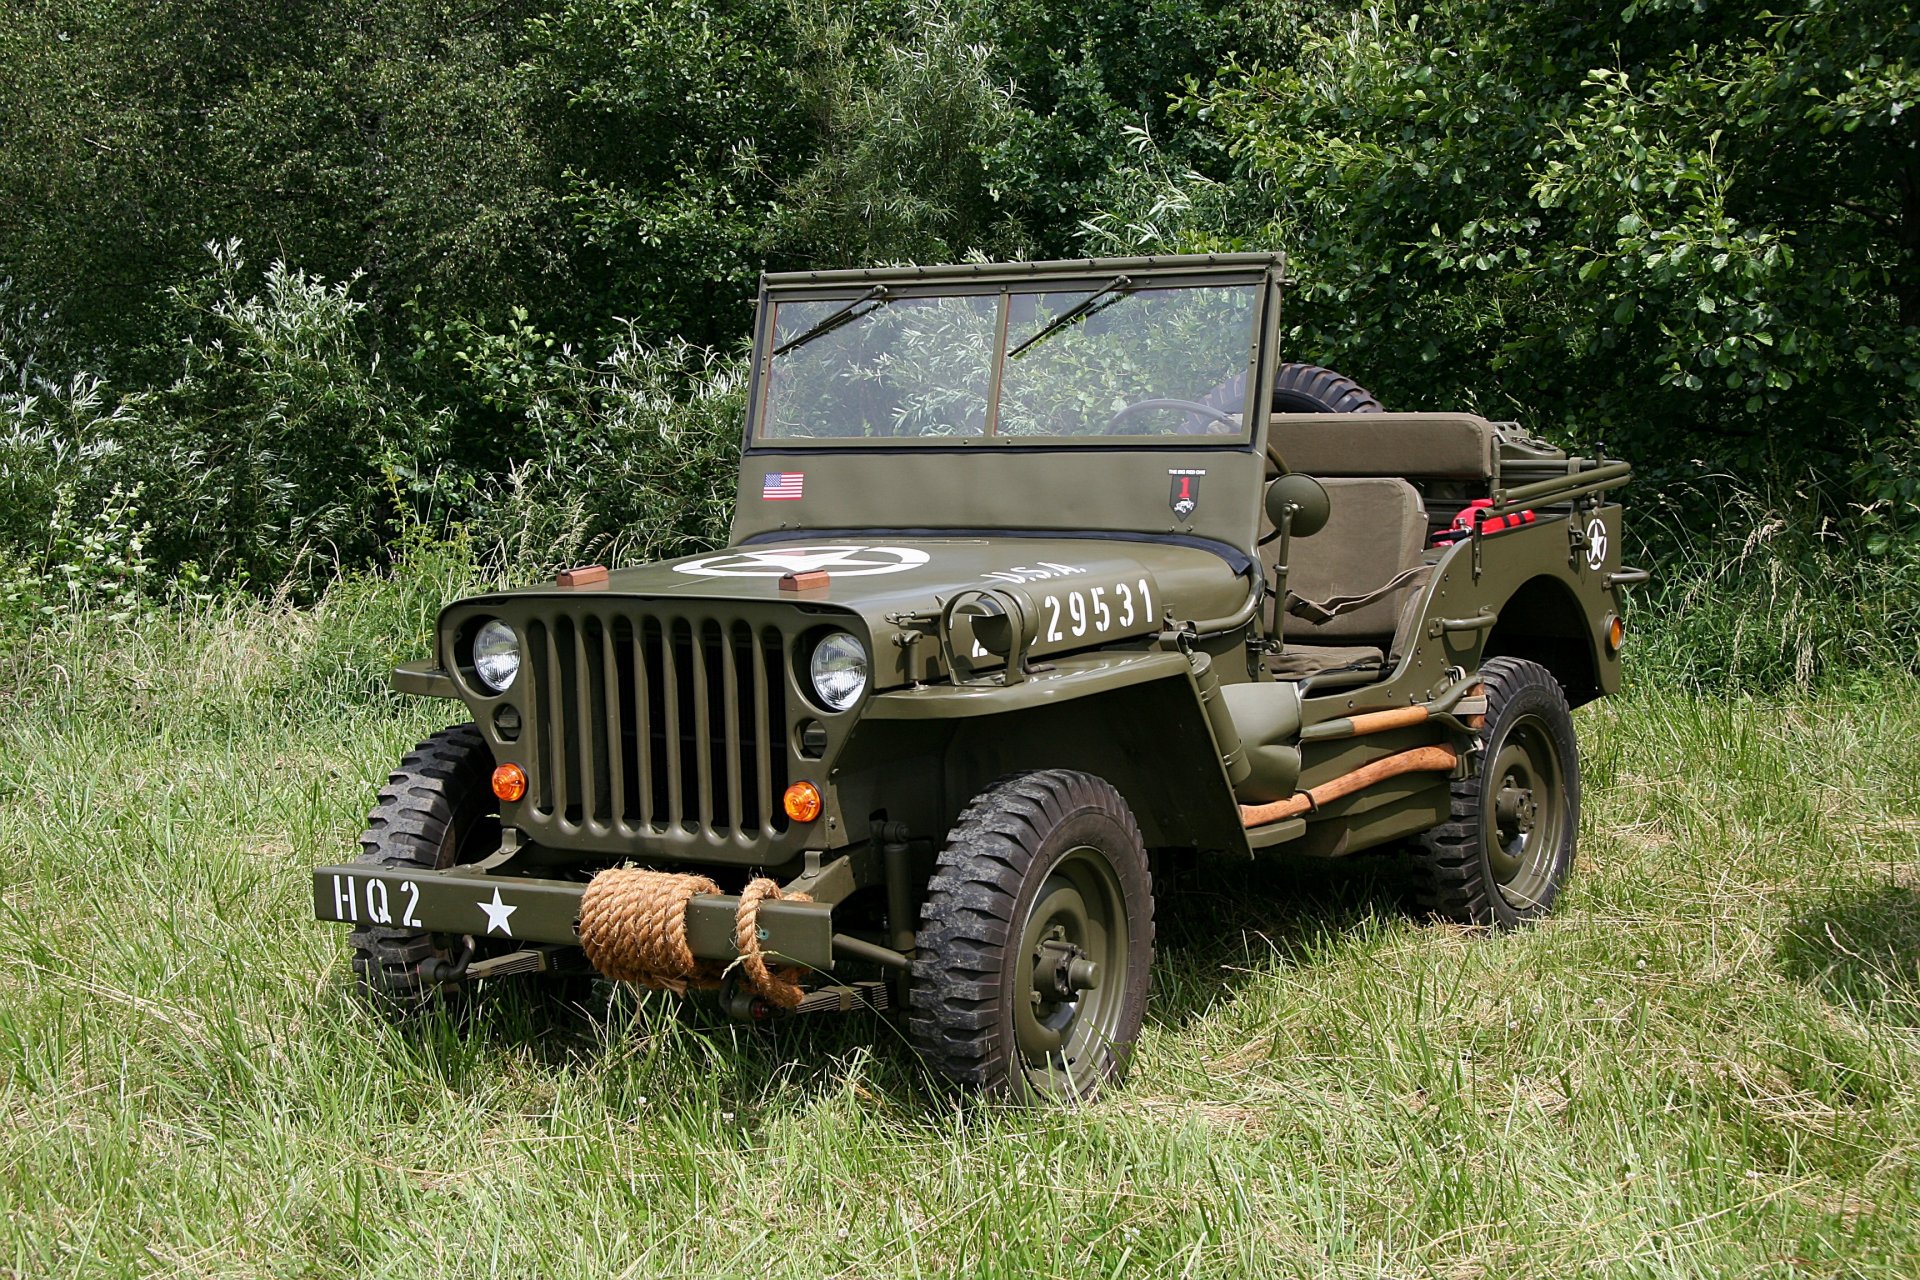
[463,536,1251,683]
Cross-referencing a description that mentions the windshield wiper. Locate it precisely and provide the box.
[773,285,892,356]
[1007,274,1133,359]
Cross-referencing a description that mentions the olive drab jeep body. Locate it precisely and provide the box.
[315,253,1641,1102]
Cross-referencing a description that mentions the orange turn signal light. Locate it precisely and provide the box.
[783,781,823,823]
[492,763,528,803]
[1606,615,1627,653]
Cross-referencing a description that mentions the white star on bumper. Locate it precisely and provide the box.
[477,887,518,937]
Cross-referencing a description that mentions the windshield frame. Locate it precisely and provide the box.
[744,255,1284,451]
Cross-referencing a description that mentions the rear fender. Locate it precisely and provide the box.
[1400,508,1623,708]
[1481,573,1605,706]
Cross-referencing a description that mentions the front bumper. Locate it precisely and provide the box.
[312,865,837,970]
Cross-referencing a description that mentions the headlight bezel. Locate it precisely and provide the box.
[469,618,522,694]
[806,630,869,713]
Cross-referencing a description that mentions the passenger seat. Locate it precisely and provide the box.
[1264,476,1428,680]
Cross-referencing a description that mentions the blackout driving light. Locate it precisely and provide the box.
[808,632,869,711]
[472,619,522,692]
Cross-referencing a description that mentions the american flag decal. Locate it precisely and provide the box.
[762,472,805,501]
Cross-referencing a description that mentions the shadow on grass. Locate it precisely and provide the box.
[1148,846,1417,1031]
[388,849,1421,1113]
[1778,883,1920,1026]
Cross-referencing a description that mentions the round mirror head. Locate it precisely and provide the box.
[1265,473,1331,537]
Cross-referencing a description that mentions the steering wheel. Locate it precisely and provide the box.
[1104,397,1241,436]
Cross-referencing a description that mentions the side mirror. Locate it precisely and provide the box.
[1264,473,1330,537]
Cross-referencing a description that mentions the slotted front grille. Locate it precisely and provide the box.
[523,610,792,841]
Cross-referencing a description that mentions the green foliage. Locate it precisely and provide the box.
[770,1,1031,265]
[1629,477,1920,692]
[458,330,749,573]
[0,0,559,369]
[1,0,1915,681]
[1127,0,1918,506]
[520,0,814,341]
[110,244,444,590]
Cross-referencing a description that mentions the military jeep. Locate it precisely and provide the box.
[314,253,1640,1102]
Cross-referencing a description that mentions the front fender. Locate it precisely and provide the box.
[835,650,1249,856]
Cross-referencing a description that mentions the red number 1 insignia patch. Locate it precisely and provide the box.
[1168,468,1205,520]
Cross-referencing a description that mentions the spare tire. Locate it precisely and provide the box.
[1271,362,1383,414]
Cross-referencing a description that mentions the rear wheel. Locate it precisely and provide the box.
[1409,658,1580,927]
[909,771,1154,1104]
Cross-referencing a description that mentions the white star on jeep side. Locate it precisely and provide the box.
[477,887,517,937]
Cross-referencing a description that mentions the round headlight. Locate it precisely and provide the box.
[471,619,521,693]
[808,632,869,712]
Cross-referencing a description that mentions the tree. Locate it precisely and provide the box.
[1110,0,1919,500]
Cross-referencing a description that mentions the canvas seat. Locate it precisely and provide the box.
[1268,413,1497,480]
[1264,643,1386,680]
[1262,475,1429,681]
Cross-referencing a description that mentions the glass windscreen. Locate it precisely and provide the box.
[757,279,1259,442]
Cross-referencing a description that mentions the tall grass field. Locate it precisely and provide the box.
[2,557,1916,1278]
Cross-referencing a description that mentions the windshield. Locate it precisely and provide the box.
[757,279,1260,443]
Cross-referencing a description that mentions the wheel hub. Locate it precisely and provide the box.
[1495,776,1537,836]
[1481,713,1566,909]
[1010,847,1130,1090]
[1032,934,1101,1002]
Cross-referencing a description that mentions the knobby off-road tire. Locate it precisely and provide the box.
[1265,362,1383,478]
[908,771,1155,1104]
[1411,658,1580,928]
[1270,362,1384,415]
[351,723,502,1011]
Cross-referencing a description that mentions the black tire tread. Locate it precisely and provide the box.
[1271,362,1385,414]
[907,770,1153,1096]
[1409,658,1578,927]
[350,723,494,1007]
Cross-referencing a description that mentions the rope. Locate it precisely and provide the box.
[577,868,724,992]
[576,867,817,1007]
[733,878,814,1010]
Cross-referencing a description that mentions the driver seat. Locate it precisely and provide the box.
[1262,476,1429,680]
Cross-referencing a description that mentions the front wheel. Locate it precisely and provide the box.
[350,723,503,1011]
[908,771,1155,1104]
[1409,658,1580,927]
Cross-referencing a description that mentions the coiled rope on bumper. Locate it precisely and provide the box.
[577,866,814,1006]
[733,878,814,1010]
[578,868,724,991]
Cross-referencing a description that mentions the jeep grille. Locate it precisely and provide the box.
[522,610,793,843]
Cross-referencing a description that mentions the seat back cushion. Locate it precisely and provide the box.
[1269,412,1496,479]
[1277,476,1427,641]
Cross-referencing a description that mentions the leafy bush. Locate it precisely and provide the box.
[0,285,149,633]
[1629,478,1920,692]
[458,327,748,573]
[109,243,448,591]
[770,2,1028,264]
[1103,0,1918,494]
[3,0,1916,691]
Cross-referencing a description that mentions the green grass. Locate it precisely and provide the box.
[2,598,1917,1278]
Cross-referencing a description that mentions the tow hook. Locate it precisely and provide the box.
[418,940,557,984]
[721,975,893,1020]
